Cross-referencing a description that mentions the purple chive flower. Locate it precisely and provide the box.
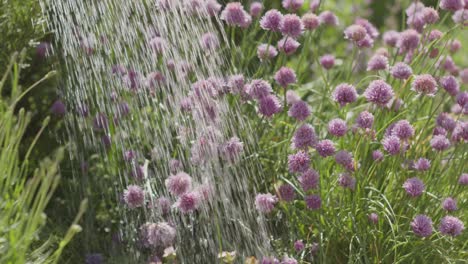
[200,32,219,51]
[286,90,301,105]
[382,135,401,155]
[250,2,263,17]
[458,173,468,185]
[280,14,304,38]
[277,37,300,55]
[282,0,304,11]
[165,172,192,196]
[259,95,282,117]
[372,150,384,162]
[457,92,468,107]
[228,74,245,94]
[450,39,462,53]
[383,30,400,47]
[205,0,222,16]
[294,240,305,252]
[221,136,244,162]
[260,9,283,32]
[338,173,356,190]
[411,215,433,237]
[302,13,320,30]
[298,168,319,191]
[247,79,273,99]
[423,7,439,24]
[288,101,311,121]
[261,257,280,264]
[319,11,339,26]
[356,111,374,129]
[177,191,200,213]
[335,150,354,170]
[433,126,447,136]
[278,184,296,202]
[391,62,413,80]
[436,113,456,131]
[140,222,176,248]
[403,177,425,197]
[364,80,394,106]
[440,76,460,97]
[257,44,278,61]
[439,216,464,236]
[288,151,310,173]
[85,253,104,264]
[315,139,336,157]
[451,122,468,142]
[392,120,414,140]
[414,158,431,171]
[368,213,379,224]
[220,2,251,27]
[50,100,66,116]
[397,29,420,53]
[356,34,374,49]
[367,54,389,71]
[275,67,297,88]
[292,124,317,149]
[332,83,357,107]
[328,118,348,137]
[320,54,335,70]
[430,135,450,151]
[281,256,298,264]
[255,193,278,213]
[123,185,145,209]
[344,24,367,42]
[440,0,464,11]
[442,197,457,211]
[355,18,379,39]
[412,74,438,96]
[452,9,468,25]
[305,195,321,210]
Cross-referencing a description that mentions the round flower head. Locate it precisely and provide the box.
[328,118,348,137]
[320,54,335,70]
[275,67,297,87]
[430,135,450,151]
[335,150,354,170]
[294,240,305,252]
[165,172,192,196]
[344,24,367,42]
[442,197,457,211]
[140,222,176,248]
[382,135,401,155]
[288,150,310,173]
[305,195,321,210]
[280,14,304,39]
[355,18,379,39]
[221,137,244,162]
[439,216,464,236]
[259,95,282,117]
[440,76,459,97]
[440,0,464,11]
[411,215,433,237]
[414,158,431,171]
[200,32,219,51]
[458,173,468,185]
[372,150,384,162]
[412,74,438,96]
[375,47,390,58]
[205,0,222,16]
[397,29,420,53]
[383,30,400,47]
[302,13,320,30]
[50,100,66,116]
[315,139,336,157]
[255,193,278,213]
[436,113,456,132]
[332,83,357,107]
[356,111,374,129]
[123,185,145,209]
[450,39,462,53]
[433,126,447,136]
[319,11,339,26]
[177,191,200,213]
[452,9,468,25]
[309,0,320,12]
[356,35,374,49]
[260,9,283,32]
[367,54,389,71]
[451,122,468,142]
[282,256,298,264]
[282,0,304,11]
[460,68,468,84]
[261,257,279,264]
[220,2,251,27]
[368,213,379,224]
[457,92,468,107]
[423,7,439,24]
[403,177,425,197]
[288,101,311,121]
[391,62,412,80]
[364,80,394,106]
[298,168,319,191]
[392,120,414,140]
[247,79,272,99]
[292,124,317,149]
[277,37,300,55]
[250,2,263,17]
[338,173,356,190]
[228,74,245,94]
[286,90,300,105]
[278,184,296,202]
[257,44,278,61]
